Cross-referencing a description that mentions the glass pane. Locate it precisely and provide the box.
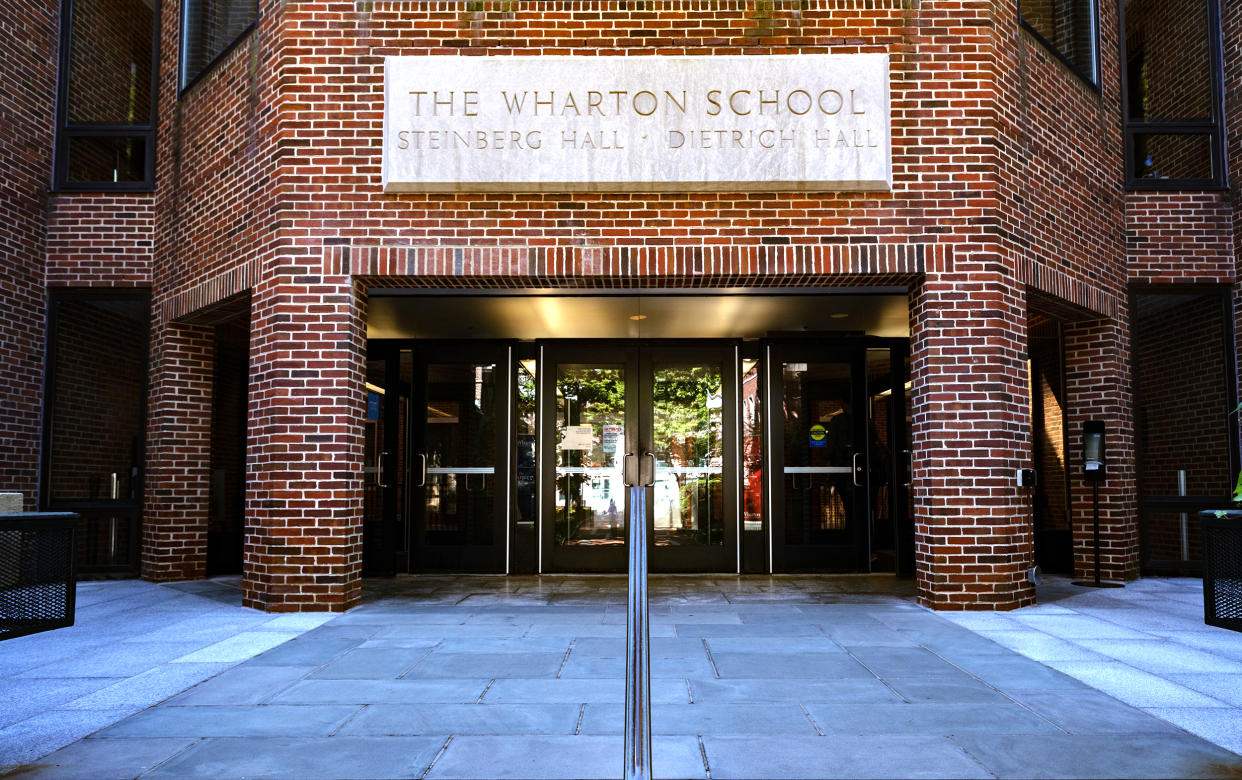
[423,362,496,545]
[555,364,625,547]
[652,363,724,548]
[1022,0,1097,78]
[48,297,148,502]
[77,511,137,569]
[782,361,856,545]
[867,350,895,571]
[741,359,763,533]
[182,0,257,86]
[65,136,147,184]
[67,0,155,125]
[1125,0,1212,121]
[1145,511,1201,563]
[1131,133,1213,180]
[363,357,386,525]
[397,351,411,558]
[1134,292,1231,498]
[516,360,538,524]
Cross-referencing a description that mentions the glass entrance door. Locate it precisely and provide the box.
[767,344,870,571]
[363,343,409,576]
[541,342,737,573]
[410,342,509,572]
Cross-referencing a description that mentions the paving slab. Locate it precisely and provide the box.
[425,735,706,779]
[579,702,819,736]
[702,735,992,779]
[144,736,446,779]
[952,732,1242,779]
[804,701,1061,736]
[94,704,362,738]
[165,665,318,706]
[269,678,490,705]
[340,703,583,736]
[686,677,902,704]
[1,736,200,779]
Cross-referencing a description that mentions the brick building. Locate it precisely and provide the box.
[2,0,1238,611]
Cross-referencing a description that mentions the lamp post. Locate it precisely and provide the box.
[1073,420,1124,588]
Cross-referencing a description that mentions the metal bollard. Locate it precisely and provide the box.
[624,483,652,780]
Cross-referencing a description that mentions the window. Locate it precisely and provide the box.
[180,0,257,90]
[54,0,159,190]
[1019,0,1099,85]
[1122,0,1226,188]
[1131,287,1238,569]
[43,290,151,575]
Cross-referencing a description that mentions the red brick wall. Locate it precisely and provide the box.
[1064,316,1139,581]
[0,0,58,510]
[143,320,214,581]
[1127,193,1235,284]
[47,193,154,287]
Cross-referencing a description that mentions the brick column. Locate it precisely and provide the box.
[909,271,1035,610]
[143,318,214,581]
[243,275,365,612]
[1064,312,1139,582]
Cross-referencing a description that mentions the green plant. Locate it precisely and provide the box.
[1214,402,1242,516]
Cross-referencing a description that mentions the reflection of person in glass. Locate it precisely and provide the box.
[824,400,855,527]
[606,497,619,532]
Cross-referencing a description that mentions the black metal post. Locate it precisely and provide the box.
[624,483,652,780]
[1074,479,1123,588]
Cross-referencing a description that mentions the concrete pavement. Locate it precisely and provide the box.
[2,575,1240,778]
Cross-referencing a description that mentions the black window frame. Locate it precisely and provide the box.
[1119,0,1227,190]
[178,0,258,95]
[1019,0,1102,89]
[53,0,161,192]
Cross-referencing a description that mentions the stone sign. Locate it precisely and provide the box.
[383,54,891,192]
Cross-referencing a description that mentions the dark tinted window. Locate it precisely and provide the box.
[181,0,257,88]
[1021,0,1098,84]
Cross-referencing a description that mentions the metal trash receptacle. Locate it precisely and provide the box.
[0,512,79,641]
[1199,510,1242,633]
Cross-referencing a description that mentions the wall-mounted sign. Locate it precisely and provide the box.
[383,54,891,192]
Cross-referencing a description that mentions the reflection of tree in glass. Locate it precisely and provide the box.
[654,365,723,545]
[653,365,721,466]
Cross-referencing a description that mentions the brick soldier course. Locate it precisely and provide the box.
[3,0,1238,611]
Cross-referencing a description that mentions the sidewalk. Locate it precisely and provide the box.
[2,575,1240,779]
[941,576,1242,756]
[0,578,333,768]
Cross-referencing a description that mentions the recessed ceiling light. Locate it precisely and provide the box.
[830,313,849,319]
[629,314,648,321]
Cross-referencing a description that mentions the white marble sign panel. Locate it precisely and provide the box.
[383,54,891,192]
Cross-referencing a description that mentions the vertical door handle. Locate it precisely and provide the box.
[624,452,637,487]
[378,451,389,488]
[643,452,656,487]
[852,452,864,488]
[415,453,427,487]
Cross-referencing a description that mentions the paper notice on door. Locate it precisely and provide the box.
[560,425,594,451]
[601,424,623,453]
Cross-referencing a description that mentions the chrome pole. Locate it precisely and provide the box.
[1178,469,1189,562]
[624,482,651,780]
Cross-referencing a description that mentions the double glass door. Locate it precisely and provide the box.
[541,343,737,572]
